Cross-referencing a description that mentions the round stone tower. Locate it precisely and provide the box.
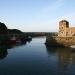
[58,20,69,37]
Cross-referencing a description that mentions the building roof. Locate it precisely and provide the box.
[66,27,75,32]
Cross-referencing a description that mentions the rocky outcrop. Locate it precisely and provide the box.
[0,22,8,34]
[45,36,65,47]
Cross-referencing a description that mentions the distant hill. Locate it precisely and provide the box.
[8,29,23,34]
[0,22,23,35]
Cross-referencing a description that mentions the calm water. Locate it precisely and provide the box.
[0,37,75,75]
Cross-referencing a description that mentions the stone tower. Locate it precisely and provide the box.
[58,20,69,37]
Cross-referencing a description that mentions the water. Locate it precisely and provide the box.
[0,37,75,75]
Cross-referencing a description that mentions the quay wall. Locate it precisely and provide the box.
[45,36,75,47]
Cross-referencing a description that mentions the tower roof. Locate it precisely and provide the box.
[60,20,69,23]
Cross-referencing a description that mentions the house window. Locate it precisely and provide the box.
[66,32,68,35]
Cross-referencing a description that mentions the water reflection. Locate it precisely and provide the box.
[0,45,8,60]
[0,39,32,60]
[45,45,75,75]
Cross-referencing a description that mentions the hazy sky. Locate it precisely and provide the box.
[0,0,75,32]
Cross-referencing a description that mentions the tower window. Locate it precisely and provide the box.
[62,27,63,29]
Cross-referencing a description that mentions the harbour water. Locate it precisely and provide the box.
[0,37,75,75]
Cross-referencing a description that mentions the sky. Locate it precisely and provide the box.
[0,0,75,32]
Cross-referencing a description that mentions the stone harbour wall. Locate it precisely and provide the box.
[45,36,75,47]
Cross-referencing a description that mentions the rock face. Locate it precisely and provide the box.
[0,22,8,44]
[0,22,32,45]
[0,22,8,34]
